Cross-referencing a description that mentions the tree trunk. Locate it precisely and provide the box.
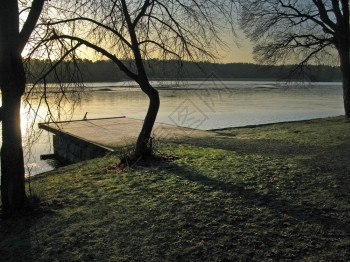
[0,55,27,214]
[1,89,27,214]
[0,1,28,215]
[338,48,350,120]
[342,70,350,120]
[134,80,160,157]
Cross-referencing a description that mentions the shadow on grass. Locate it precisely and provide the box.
[299,142,350,199]
[0,213,34,261]
[165,160,350,237]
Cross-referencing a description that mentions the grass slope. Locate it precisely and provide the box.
[1,116,350,261]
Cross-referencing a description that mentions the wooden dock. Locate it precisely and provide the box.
[39,117,214,163]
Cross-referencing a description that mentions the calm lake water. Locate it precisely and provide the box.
[0,80,345,176]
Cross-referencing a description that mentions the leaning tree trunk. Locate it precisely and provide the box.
[134,80,160,157]
[0,58,27,215]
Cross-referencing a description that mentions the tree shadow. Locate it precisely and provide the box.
[165,160,350,236]
[299,142,350,198]
[0,213,34,261]
[0,196,59,261]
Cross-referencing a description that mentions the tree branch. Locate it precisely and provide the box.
[331,0,343,24]
[133,0,151,27]
[18,0,46,52]
[138,39,181,59]
[120,0,148,81]
[31,43,82,87]
[45,17,132,48]
[50,32,139,81]
[278,0,334,35]
[312,0,337,32]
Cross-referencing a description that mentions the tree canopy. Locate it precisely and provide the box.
[238,0,350,118]
[34,0,235,156]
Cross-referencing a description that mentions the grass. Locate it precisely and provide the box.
[1,116,350,261]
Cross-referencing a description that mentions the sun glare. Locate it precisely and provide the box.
[20,101,48,138]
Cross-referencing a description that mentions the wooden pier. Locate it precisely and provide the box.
[39,117,214,163]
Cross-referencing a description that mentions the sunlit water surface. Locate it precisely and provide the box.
[0,80,344,176]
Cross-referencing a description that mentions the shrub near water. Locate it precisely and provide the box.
[1,116,350,261]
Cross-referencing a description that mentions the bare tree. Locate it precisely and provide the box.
[0,0,85,215]
[238,0,350,119]
[0,0,47,215]
[43,0,234,158]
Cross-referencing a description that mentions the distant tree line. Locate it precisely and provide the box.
[27,59,342,83]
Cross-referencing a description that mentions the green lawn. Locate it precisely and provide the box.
[1,116,350,261]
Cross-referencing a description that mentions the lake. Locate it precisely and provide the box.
[0,79,345,176]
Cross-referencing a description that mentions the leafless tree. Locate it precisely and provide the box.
[239,0,350,119]
[43,0,234,158]
[0,0,88,215]
[0,0,47,215]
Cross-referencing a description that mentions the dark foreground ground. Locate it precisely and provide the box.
[1,116,350,261]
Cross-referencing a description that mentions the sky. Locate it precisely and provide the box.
[217,29,255,64]
[83,38,255,64]
[22,1,256,65]
[219,40,254,64]
[85,34,256,64]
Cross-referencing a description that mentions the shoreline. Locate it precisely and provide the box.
[31,115,347,178]
[208,115,345,131]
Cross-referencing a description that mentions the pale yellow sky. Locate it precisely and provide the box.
[28,27,255,64]
[78,42,255,64]
[218,31,255,64]
[219,44,254,63]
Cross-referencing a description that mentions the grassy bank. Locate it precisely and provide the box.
[1,116,350,261]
